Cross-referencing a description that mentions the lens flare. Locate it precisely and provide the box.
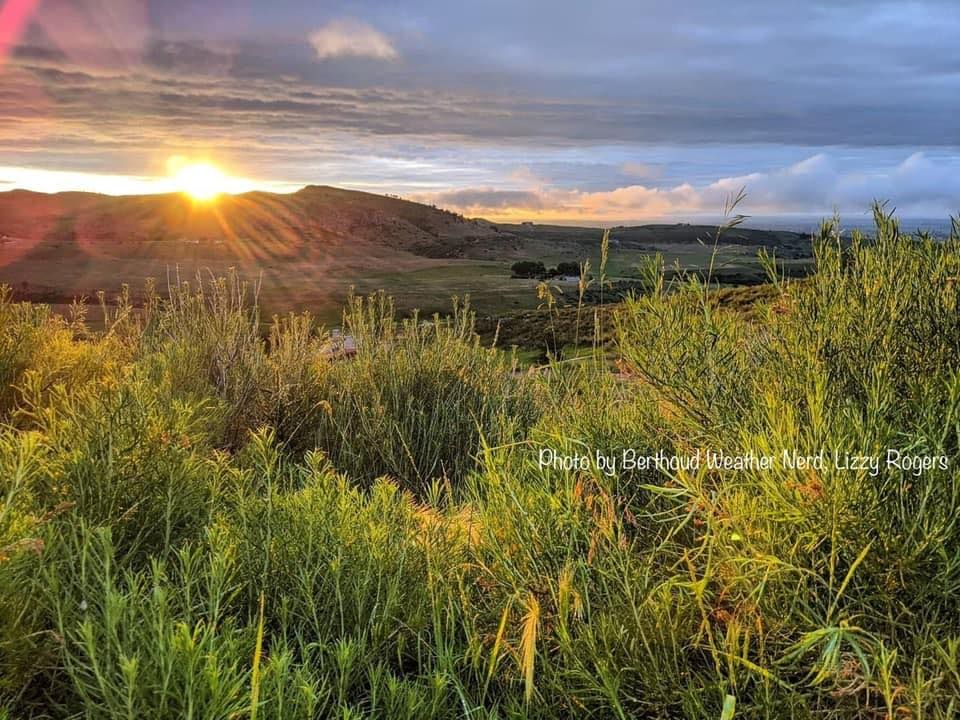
[171,162,230,201]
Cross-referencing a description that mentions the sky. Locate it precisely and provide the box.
[0,0,958,223]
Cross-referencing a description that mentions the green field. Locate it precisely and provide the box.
[3,240,810,329]
[0,197,813,328]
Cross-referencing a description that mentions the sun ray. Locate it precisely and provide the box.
[172,162,228,201]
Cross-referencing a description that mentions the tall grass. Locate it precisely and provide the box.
[2,207,960,717]
[308,292,539,490]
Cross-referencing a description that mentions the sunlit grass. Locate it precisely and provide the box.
[1,204,960,717]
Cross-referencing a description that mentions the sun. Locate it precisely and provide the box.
[171,162,228,201]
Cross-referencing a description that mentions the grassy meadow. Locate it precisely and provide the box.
[4,206,960,718]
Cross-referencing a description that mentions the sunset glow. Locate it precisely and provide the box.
[0,0,957,220]
[0,165,298,197]
[171,162,229,202]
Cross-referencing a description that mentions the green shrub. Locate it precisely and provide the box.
[611,205,960,715]
[39,525,255,718]
[226,450,450,668]
[305,293,539,492]
[26,373,219,563]
[145,272,270,448]
[554,261,581,277]
[0,289,134,423]
[0,429,50,701]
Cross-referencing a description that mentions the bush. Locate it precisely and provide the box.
[226,452,450,668]
[0,289,134,424]
[304,293,540,492]
[611,205,960,714]
[40,526,252,717]
[26,373,219,563]
[145,271,270,449]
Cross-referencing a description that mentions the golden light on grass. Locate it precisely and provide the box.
[520,594,540,704]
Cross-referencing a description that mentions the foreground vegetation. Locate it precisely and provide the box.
[2,207,960,718]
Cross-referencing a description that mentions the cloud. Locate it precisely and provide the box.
[5,1,960,221]
[144,40,235,75]
[621,162,664,181]
[423,153,960,222]
[426,188,545,211]
[7,0,960,166]
[309,19,398,61]
[6,28,960,158]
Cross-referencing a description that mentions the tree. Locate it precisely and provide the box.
[511,260,546,278]
[555,261,581,277]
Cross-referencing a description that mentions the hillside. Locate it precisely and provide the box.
[0,186,813,321]
[0,186,508,258]
[0,187,811,258]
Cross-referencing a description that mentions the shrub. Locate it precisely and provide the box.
[39,525,256,719]
[0,430,49,700]
[0,289,134,423]
[612,204,960,714]
[26,373,219,563]
[304,293,539,492]
[225,451,450,665]
[145,271,269,448]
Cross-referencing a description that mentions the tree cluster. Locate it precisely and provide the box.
[510,260,581,279]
